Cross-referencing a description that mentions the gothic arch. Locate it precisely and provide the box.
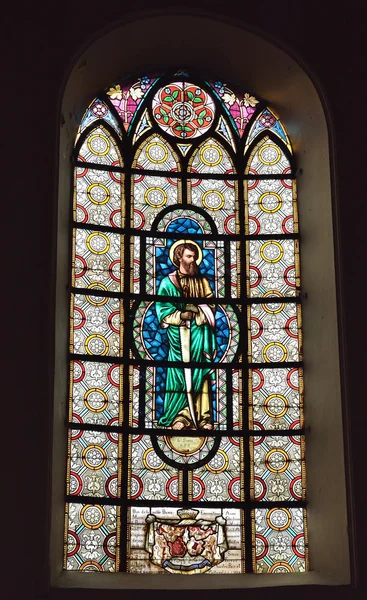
[52,12,350,589]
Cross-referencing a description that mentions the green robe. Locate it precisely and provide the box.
[156,273,216,428]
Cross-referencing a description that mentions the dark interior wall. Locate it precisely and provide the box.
[2,1,365,598]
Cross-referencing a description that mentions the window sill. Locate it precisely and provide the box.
[52,569,350,590]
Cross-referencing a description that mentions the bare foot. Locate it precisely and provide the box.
[172,421,185,430]
[202,423,213,430]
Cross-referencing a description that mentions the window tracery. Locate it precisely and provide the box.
[65,72,307,575]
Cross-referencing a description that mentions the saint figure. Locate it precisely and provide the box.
[156,241,216,430]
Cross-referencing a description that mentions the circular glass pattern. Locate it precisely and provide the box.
[259,192,282,213]
[264,342,288,363]
[152,82,215,139]
[206,449,229,474]
[262,291,285,314]
[228,477,241,501]
[130,474,143,499]
[287,368,299,390]
[69,472,83,495]
[200,143,223,166]
[259,143,281,165]
[166,476,180,500]
[260,112,276,128]
[144,187,167,208]
[146,141,168,163]
[87,183,110,205]
[254,476,267,500]
[290,476,303,500]
[142,448,165,472]
[85,334,109,356]
[87,134,110,156]
[82,445,107,470]
[292,533,305,558]
[202,190,225,211]
[192,476,205,501]
[269,562,293,573]
[255,534,268,559]
[260,241,284,263]
[224,214,236,234]
[104,532,117,558]
[67,530,80,556]
[80,561,103,571]
[266,507,292,531]
[264,394,288,418]
[86,232,110,255]
[265,448,289,473]
[80,504,105,529]
[84,388,108,412]
[105,475,118,498]
[86,283,109,306]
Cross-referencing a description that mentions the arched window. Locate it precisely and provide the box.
[65,71,307,575]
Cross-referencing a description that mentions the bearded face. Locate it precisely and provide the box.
[178,248,200,275]
[180,256,199,275]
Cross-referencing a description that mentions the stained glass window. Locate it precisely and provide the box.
[65,72,308,575]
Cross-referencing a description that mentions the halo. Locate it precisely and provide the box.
[169,239,203,266]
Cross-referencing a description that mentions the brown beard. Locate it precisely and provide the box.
[180,260,200,275]
[188,261,199,275]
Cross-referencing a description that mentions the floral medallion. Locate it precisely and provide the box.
[152,82,215,139]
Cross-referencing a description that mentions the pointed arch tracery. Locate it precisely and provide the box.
[65,71,308,576]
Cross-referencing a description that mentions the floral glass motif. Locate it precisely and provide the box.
[107,75,159,132]
[208,80,259,137]
[66,70,308,575]
[152,82,215,139]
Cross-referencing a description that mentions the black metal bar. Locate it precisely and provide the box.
[70,287,301,305]
[69,353,303,370]
[67,422,305,437]
[182,471,189,504]
[119,137,132,573]
[74,158,297,181]
[140,235,147,296]
[71,220,300,242]
[138,365,146,429]
[65,495,307,510]
[223,239,231,299]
